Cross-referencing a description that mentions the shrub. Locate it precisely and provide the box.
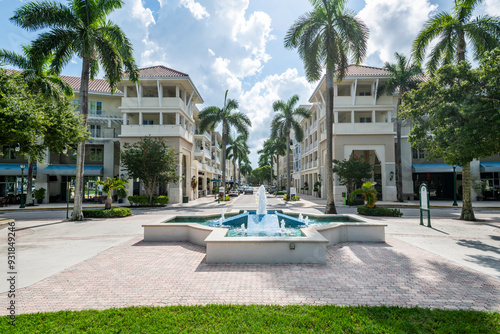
[128,195,169,206]
[357,206,403,217]
[216,196,231,201]
[275,191,287,195]
[156,196,169,205]
[346,198,364,206]
[83,208,132,218]
[283,195,300,201]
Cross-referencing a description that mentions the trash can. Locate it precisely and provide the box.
[182,196,189,203]
[342,192,347,205]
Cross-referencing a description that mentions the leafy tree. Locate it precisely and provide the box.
[96,177,128,210]
[251,165,273,184]
[121,138,179,206]
[199,90,251,193]
[412,0,500,73]
[349,181,378,208]
[383,53,423,202]
[271,94,311,200]
[333,155,373,198]
[285,0,368,212]
[400,56,500,221]
[11,0,139,220]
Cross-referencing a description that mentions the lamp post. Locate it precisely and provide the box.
[19,164,25,208]
[452,165,458,206]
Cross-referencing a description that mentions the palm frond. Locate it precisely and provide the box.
[10,1,76,31]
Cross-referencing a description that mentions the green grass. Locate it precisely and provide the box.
[1,305,499,333]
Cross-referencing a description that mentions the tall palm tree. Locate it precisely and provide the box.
[240,157,252,185]
[271,94,311,200]
[258,138,286,187]
[0,45,73,206]
[285,0,368,213]
[383,53,423,203]
[199,90,251,193]
[227,133,249,186]
[412,0,500,221]
[11,0,139,220]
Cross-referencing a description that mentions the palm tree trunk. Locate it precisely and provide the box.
[276,154,280,189]
[270,160,274,185]
[26,159,34,206]
[233,157,236,188]
[286,132,291,200]
[238,158,241,186]
[325,69,337,214]
[221,121,227,195]
[72,58,90,221]
[396,93,403,202]
[460,162,475,221]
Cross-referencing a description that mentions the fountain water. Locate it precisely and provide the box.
[246,185,281,236]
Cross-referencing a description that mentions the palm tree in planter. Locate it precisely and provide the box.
[96,177,128,210]
[11,0,139,220]
[412,0,500,220]
[383,53,423,202]
[349,181,377,208]
[271,94,311,200]
[199,90,251,193]
[285,0,369,213]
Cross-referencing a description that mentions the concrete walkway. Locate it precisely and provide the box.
[0,194,499,315]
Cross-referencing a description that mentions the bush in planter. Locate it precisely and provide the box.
[116,188,127,203]
[357,206,403,217]
[128,195,169,206]
[83,208,132,218]
[34,188,46,204]
[283,195,300,201]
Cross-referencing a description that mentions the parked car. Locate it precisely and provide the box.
[229,189,239,197]
[268,186,277,193]
[244,187,254,195]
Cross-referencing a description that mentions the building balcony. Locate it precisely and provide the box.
[89,128,120,140]
[332,122,393,135]
[120,125,193,142]
[121,97,187,111]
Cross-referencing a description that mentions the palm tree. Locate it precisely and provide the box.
[258,138,286,187]
[271,94,311,200]
[240,158,252,185]
[383,53,423,203]
[95,177,128,210]
[11,0,139,220]
[285,0,368,213]
[349,181,377,208]
[412,0,500,220]
[199,90,251,193]
[0,45,73,206]
[227,133,249,187]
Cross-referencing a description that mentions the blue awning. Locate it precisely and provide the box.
[0,164,37,176]
[412,163,462,173]
[39,164,103,176]
[480,161,500,172]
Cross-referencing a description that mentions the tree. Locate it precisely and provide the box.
[120,138,179,206]
[95,177,128,210]
[349,181,377,208]
[383,53,423,202]
[258,138,286,188]
[271,94,311,200]
[1,45,74,205]
[400,58,500,221]
[240,159,252,184]
[332,155,373,199]
[226,133,249,186]
[412,0,500,74]
[285,0,368,213]
[11,0,139,220]
[199,90,251,193]
[251,165,273,184]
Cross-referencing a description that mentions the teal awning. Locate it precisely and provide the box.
[0,164,37,176]
[412,163,462,173]
[480,161,500,172]
[39,164,103,176]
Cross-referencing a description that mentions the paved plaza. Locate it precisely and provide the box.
[1,194,500,315]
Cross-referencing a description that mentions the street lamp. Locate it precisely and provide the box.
[19,164,25,208]
[452,165,458,206]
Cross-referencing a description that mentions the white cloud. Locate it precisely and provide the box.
[208,48,215,56]
[358,0,438,64]
[179,0,210,20]
[212,57,242,94]
[482,0,500,16]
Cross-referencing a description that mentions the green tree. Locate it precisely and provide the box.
[383,53,423,202]
[333,155,373,199]
[349,181,377,208]
[11,0,139,220]
[412,0,500,73]
[199,90,251,193]
[226,133,249,186]
[96,177,128,210]
[240,159,252,184]
[285,0,368,212]
[400,57,500,221]
[121,138,179,206]
[258,138,286,188]
[251,165,273,184]
[271,94,311,200]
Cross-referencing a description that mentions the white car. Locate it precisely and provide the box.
[229,189,239,197]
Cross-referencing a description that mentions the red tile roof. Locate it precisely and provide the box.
[344,65,390,76]
[127,65,189,78]
[60,75,119,93]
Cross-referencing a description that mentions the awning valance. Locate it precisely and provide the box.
[412,163,462,173]
[39,164,103,176]
[0,164,37,176]
[480,161,500,172]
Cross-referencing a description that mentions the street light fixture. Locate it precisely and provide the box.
[19,164,26,208]
[452,165,458,206]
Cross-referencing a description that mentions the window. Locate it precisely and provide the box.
[143,120,154,125]
[2,147,17,160]
[90,101,102,115]
[412,149,425,159]
[90,148,103,161]
[359,117,372,123]
[337,85,351,96]
[89,125,101,137]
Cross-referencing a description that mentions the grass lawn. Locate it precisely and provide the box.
[2,304,499,333]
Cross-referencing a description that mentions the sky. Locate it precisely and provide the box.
[1,0,499,169]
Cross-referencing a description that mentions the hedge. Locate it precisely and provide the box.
[128,195,169,206]
[274,191,287,195]
[357,206,403,217]
[215,196,231,201]
[83,208,132,218]
[283,195,300,201]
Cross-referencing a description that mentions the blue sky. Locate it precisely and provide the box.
[1,0,498,168]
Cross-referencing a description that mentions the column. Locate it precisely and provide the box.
[139,112,143,125]
[351,110,355,123]
[372,110,376,123]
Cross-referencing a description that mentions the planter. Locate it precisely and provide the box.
[118,198,124,204]
[37,199,43,204]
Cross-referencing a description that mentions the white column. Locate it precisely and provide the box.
[351,110,355,123]
[157,80,162,107]
[372,110,376,123]
[334,111,338,123]
[122,112,127,125]
[387,110,392,122]
[159,112,163,125]
[352,79,358,105]
[176,113,180,125]
[139,112,143,125]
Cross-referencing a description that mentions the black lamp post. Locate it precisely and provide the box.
[452,164,458,206]
[19,164,25,208]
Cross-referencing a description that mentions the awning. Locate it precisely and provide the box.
[0,164,37,176]
[480,161,500,172]
[39,164,103,176]
[210,179,221,182]
[412,163,462,173]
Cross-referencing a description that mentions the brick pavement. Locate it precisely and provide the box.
[2,234,499,315]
